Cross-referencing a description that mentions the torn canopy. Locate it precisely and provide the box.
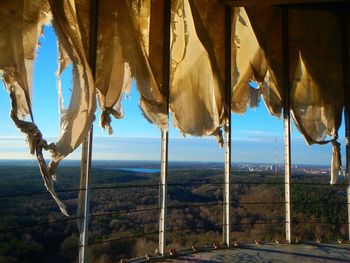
[115,0,168,130]
[0,0,51,144]
[48,0,138,211]
[170,0,225,141]
[73,0,132,135]
[243,6,345,183]
[0,0,145,214]
[1,1,349,216]
[0,0,168,214]
[231,7,283,116]
[289,9,344,183]
[0,0,69,215]
[112,0,227,138]
[46,0,96,215]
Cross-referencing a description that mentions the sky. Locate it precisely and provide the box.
[0,26,346,165]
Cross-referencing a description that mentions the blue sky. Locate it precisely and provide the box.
[0,26,346,165]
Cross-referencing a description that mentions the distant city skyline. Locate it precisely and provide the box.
[0,26,346,165]
[0,134,345,165]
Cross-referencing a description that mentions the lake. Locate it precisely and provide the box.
[117,168,160,173]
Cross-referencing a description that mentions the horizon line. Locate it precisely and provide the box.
[0,159,331,167]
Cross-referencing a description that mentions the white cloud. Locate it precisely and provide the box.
[0,137,28,149]
[235,129,277,136]
[0,134,344,165]
[0,152,33,160]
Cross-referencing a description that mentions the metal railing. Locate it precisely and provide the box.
[0,178,349,261]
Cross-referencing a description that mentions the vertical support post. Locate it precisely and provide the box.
[223,5,232,247]
[282,6,292,244]
[158,0,171,256]
[340,13,350,242]
[159,130,168,256]
[79,127,93,263]
[79,0,98,262]
[346,107,350,242]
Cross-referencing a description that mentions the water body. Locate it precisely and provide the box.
[117,168,160,173]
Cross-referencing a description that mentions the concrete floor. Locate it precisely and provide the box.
[159,243,350,263]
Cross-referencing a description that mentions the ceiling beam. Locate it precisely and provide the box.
[224,0,347,6]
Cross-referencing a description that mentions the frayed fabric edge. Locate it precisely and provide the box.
[330,137,342,185]
[7,88,68,216]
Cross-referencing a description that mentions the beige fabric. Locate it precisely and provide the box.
[0,0,69,215]
[170,0,224,138]
[89,0,131,134]
[331,138,341,185]
[244,6,284,117]
[48,0,96,197]
[244,6,344,183]
[232,7,283,116]
[57,0,132,135]
[115,0,168,130]
[290,54,342,145]
[231,7,265,114]
[288,9,344,183]
[1,2,349,214]
[245,7,343,146]
[289,10,343,145]
[0,0,50,122]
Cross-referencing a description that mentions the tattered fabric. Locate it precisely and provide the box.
[75,0,132,135]
[115,0,168,130]
[244,6,345,183]
[289,9,344,183]
[48,0,96,213]
[170,0,225,140]
[232,7,283,116]
[1,1,349,217]
[0,0,69,215]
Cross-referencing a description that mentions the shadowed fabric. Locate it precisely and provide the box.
[96,4,132,134]
[288,9,344,183]
[0,1,50,119]
[245,6,345,183]
[231,7,265,114]
[115,0,168,130]
[170,0,224,140]
[231,7,283,116]
[289,10,343,146]
[0,0,50,142]
[244,6,284,117]
[1,1,350,215]
[0,0,69,215]
[48,0,96,213]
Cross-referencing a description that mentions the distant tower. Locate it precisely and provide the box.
[274,136,278,176]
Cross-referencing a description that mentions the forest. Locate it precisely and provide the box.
[0,161,347,263]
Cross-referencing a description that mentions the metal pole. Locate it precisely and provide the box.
[159,130,168,256]
[282,6,292,243]
[340,13,350,242]
[223,121,231,247]
[346,107,350,242]
[79,127,93,263]
[158,0,171,256]
[223,5,232,247]
[79,0,99,262]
